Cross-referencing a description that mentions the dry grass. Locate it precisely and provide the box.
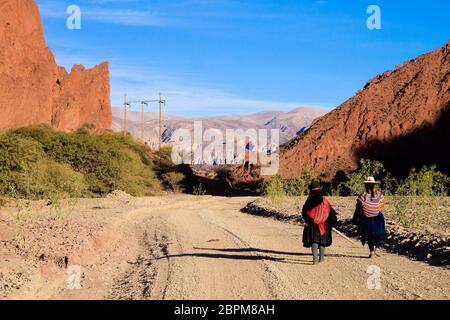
[256,196,450,235]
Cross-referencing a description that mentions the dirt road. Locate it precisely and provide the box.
[3,196,449,300]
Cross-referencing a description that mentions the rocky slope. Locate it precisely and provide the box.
[281,41,450,180]
[0,0,111,131]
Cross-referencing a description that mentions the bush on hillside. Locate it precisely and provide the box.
[0,126,165,199]
[339,159,386,196]
[396,165,448,197]
[262,166,316,199]
[392,166,449,228]
[154,146,189,193]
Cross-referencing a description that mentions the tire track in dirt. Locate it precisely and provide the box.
[206,220,300,299]
[108,232,158,299]
[150,201,282,300]
[147,226,172,300]
[108,217,174,300]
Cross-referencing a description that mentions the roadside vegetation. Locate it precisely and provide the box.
[0,125,185,201]
[262,159,450,229]
[262,166,315,200]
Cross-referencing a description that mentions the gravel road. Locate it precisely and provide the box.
[2,196,449,300]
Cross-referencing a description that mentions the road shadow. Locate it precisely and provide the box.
[155,252,302,263]
[337,220,450,268]
[153,245,371,267]
[242,200,450,268]
[194,247,368,259]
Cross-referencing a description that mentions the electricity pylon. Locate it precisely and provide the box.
[159,92,164,149]
[123,93,166,148]
[123,93,129,135]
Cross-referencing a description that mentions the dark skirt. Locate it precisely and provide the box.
[360,213,386,246]
[302,222,333,248]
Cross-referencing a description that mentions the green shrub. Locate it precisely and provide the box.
[263,167,316,199]
[392,166,449,228]
[336,160,449,228]
[262,175,287,199]
[339,159,386,195]
[0,126,166,199]
[22,160,87,199]
[396,165,448,197]
[155,146,175,172]
[381,172,398,196]
[153,146,190,193]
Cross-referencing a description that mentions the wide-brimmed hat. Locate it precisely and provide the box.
[364,176,379,184]
[309,180,322,190]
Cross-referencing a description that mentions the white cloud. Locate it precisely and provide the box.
[54,52,318,116]
[83,8,170,27]
[109,65,312,117]
[37,1,169,27]
[37,0,281,29]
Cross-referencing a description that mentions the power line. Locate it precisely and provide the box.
[123,93,166,149]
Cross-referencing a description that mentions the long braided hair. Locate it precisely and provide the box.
[365,183,376,197]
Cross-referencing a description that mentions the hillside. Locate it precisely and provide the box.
[281,41,450,180]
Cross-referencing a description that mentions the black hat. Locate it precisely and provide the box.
[309,180,322,191]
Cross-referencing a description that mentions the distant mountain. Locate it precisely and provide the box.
[112,107,326,148]
[262,107,326,142]
[280,40,450,180]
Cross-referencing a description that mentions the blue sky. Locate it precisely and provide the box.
[36,0,450,116]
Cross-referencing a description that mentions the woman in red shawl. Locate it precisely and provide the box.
[302,180,338,265]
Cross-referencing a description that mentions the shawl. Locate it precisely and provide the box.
[358,191,385,218]
[307,197,331,236]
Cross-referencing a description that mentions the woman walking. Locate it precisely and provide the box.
[302,180,338,265]
[353,177,387,258]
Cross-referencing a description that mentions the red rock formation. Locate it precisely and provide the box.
[52,63,111,131]
[0,0,111,131]
[281,41,450,180]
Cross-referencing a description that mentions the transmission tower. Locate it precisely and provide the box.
[122,93,166,149]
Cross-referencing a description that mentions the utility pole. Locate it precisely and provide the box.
[159,92,164,150]
[125,94,165,148]
[123,93,128,135]
[140,101,147,143]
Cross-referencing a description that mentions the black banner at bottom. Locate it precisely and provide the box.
[1,300,447,319]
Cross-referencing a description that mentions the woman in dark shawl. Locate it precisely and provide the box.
[302,180,338,265]
[352,177,387,258]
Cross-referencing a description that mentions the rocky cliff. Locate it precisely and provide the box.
[281,41,450,180]
[0,0,111,131]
